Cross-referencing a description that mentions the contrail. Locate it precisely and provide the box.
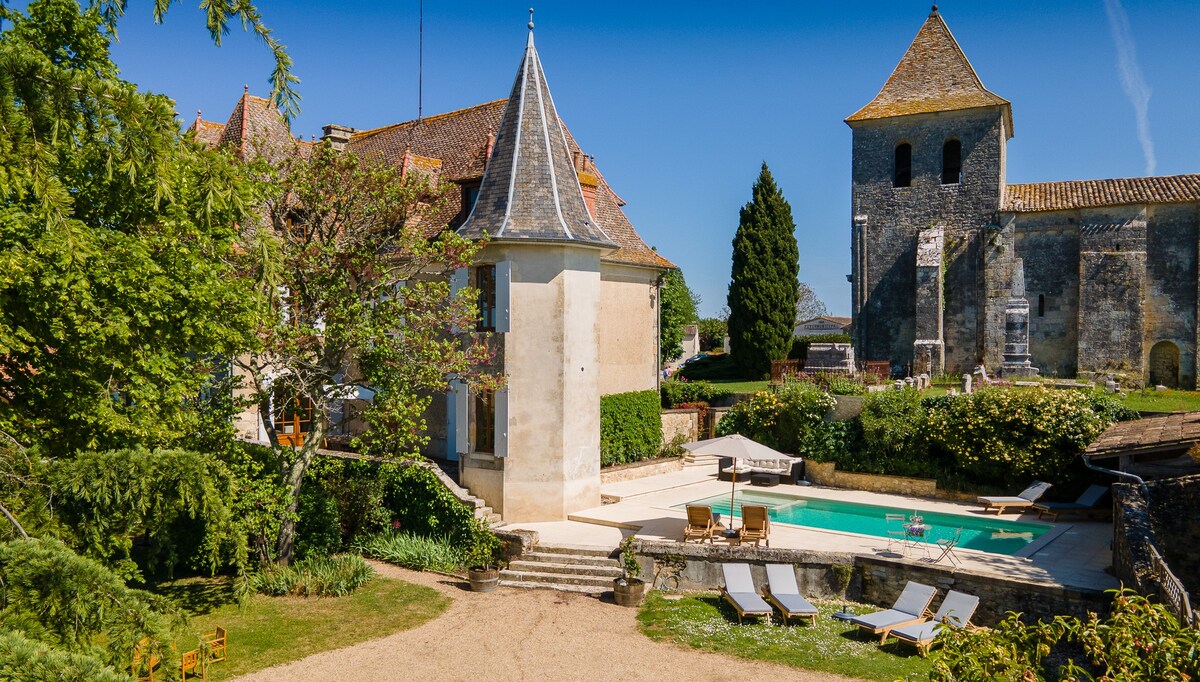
[1104,0,1155,175]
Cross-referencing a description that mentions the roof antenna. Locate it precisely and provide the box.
[418,0,424,122]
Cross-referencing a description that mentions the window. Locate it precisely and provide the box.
[1038,294,1045,317]
[473,389,495,453]
[942,139,962,185]
[475,264,496,332]
[273,389,313,447]
[894,143,912,188]
[463,184,480,215]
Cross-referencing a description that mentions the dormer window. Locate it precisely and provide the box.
[942,139,962,185]
[462,183,481,215]
[894,143,912,188]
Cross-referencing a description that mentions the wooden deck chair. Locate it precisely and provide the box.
[977,481,1052,514]
[720,563,774,624]
[763,564,819,625]
[181,648,205,681]
[847,581,937,642]
[201,626,226,665]
[886,590,980,655]
[131,638,161,682]
[1032,485,1110,522]
[740,505,770,547]
[684,505,726,543]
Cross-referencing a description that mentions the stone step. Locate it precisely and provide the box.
[507,559,623,577]
[518,551,621,568]
[533,544,616,559]
[498,569,616,589]
[498,580,608,596]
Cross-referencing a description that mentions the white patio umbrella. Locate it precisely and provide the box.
[681,434,799,530]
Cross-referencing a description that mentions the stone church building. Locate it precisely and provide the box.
[848,7,1200,387]
[192,24,672,521]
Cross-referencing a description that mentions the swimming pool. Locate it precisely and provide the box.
[678,490,1051,556]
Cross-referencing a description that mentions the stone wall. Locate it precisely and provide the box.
[1145,474,1200,595]
[634,540,1106,626]
[849,108,1006,373]
[660,408,700,444]
[600,456,684,485]
[805,461,939,498]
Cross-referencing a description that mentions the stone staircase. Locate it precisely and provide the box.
[683,452,721,470]
[499,544,621,596]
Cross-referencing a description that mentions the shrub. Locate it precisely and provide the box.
[1087,389,1141,423]
[0,630,128,682]
[924,387,1115,483]
[378,464,478,544]
[355,531,465,573]
[294,484,343,561]
[252,554,374,597]
[859,389,927,460]
[676,353,742,381]
[934,589,1200,681]
[716,383,835,454]
[600,390,662,466]
[661,379,734,407]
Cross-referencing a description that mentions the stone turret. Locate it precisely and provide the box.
[454,17,611,522]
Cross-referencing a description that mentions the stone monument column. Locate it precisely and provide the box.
[913,227,945,376]
[1000,259,1039,378]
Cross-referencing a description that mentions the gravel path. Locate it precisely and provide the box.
[233,561,860,682]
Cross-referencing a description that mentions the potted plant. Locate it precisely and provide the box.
[465,526,503,593]
[612,535,645,607]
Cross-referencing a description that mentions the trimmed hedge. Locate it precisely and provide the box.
[600,390,663,466]
[661,379,734,408]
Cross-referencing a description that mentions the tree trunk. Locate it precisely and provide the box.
[274,420,327,566]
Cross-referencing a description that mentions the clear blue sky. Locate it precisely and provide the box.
[109,1,1200,317]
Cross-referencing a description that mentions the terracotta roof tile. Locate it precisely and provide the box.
[1004,175,1200,212]
[1086,411,1200,459]
[846,9,1012,136]
[188,117,226,148]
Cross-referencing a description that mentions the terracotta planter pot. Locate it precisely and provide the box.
[468,567,500,592]
[613,578,645,607]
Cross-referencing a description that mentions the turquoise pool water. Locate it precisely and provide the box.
[678,490,1050,556]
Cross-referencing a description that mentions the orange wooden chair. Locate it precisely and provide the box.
[131,638,161,682]
[201,626,227,665]
[181,648,205,680]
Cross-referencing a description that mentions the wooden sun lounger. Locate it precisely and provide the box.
[848,581,937,642]
[720,563,773,624]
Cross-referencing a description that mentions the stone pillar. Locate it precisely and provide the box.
[1000,259,1039,378]
[962,373,973,394]
[913,227,945,376]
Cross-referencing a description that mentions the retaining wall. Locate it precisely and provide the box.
[634,539,1106,626]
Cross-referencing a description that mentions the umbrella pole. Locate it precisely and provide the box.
[729,469,737,533]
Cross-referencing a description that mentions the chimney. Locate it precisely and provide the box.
[485,133,496,161]
[576,153,599,217]
[321,124,356,151]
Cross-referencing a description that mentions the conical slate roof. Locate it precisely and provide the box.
[846,6,1013,136]
[457,26,616,248]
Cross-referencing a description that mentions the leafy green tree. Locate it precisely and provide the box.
[659,268,700,363]
[0,0,296,452]
[726,163,799,379]
[234,144,499,565]
[696,317,727,351]
[0,538,188,678]
[795,281,828,322]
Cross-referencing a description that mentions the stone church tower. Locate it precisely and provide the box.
[847,5,1012,375]
[848,7,1200,387]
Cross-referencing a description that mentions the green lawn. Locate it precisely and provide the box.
[1118,389,1200,414]
[638,592,932,682]
[155,573,449,680]
[710,379,769,394]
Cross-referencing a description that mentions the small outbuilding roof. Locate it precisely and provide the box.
[1085,411,1200,460]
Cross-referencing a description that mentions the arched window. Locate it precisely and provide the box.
[894,143,912,188]
[1038,294,1045,317]
[942,139,962,184]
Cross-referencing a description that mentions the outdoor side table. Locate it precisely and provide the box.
[750,473,779,487]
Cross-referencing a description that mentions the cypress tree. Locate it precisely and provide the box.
[727,163,799,379]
